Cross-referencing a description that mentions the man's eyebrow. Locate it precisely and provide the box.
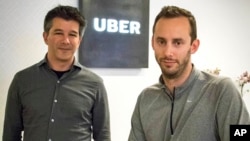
[52,29,79,34]
[69,30,78,34]
[156,36,166,40]
[173,38,184,42]
[53,29,63,32]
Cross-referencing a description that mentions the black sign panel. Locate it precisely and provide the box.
[78,0,149,68]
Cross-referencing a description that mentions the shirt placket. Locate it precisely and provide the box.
[47,79,61,141]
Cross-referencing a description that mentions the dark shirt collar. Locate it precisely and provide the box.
[37,54,83,70]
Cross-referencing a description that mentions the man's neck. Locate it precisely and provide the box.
[163,64,193,93]
[47,56,74,71]
[49,62,72,71]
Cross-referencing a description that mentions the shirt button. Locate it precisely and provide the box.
[57,80,60,83]
[48,139,52,141]
[51,119,54,122]
[54,99,57,103]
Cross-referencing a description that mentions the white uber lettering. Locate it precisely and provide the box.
[93,18,106,32]
[130,21,140,34]
[119,20,129,34]
[93,17,141,34]
[107,19,118,32]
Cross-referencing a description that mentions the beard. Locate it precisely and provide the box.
[158,49,191,80]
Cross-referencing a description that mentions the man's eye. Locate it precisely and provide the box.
[69,34,77,37]
[175,41,181,45]
[173,41,182,46]
[54,32,63,35]
[157,39,166,46]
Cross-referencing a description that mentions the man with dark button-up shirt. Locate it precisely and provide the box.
[3,5,111,141]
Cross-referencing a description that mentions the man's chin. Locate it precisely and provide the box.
[57,56,73,62]
[161,64,177,70]
[161,67,179,78]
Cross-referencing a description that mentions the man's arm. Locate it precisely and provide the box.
[92,81,111,141]
[3,74,23,141]
[216,78,250,141]
[128,94,146,141]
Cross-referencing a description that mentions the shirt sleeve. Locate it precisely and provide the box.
[92,81,111,141]
[3,74,23,141]
[128,93,147,141]
[216,77,250,141]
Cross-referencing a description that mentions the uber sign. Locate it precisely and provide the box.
[78,0,149,68]
[93,18,141,34]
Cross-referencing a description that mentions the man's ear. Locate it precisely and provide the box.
[79,37,83,44]
[77,37,83,48]
[43,32,48,45]
[151,35,155,50]
[191,39,200,54]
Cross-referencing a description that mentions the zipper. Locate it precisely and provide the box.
[170,87,175,135]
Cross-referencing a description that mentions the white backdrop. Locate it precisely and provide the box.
[1,0,250,140]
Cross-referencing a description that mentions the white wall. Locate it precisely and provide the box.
[1,0,250,140]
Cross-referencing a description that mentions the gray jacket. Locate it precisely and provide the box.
[129,67,250,141]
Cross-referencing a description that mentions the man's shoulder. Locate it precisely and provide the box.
[15,61,42,76]
[199,70,232,84]
[78,65,104,83]
[139,83,163,96]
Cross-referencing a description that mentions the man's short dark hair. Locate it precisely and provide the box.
[152,6,197,43]
[44,5,86,36]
